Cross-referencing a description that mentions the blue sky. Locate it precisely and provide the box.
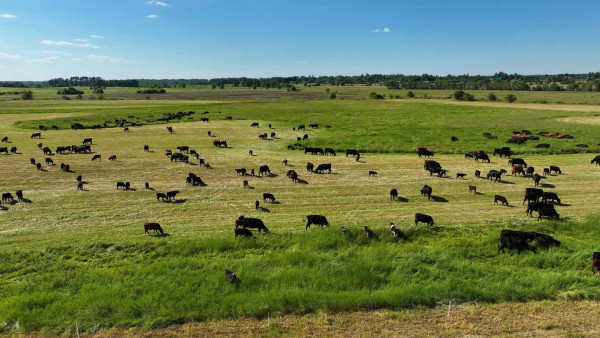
[0,0,599,80]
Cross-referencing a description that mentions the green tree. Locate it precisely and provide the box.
[488,93,497,101]
[407,91,415,98]
[20,90,33,100]
[329,91,337,99]
[505,94,517,103]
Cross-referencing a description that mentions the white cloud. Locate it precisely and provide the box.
[89,35,104,39]
[145,14,158,19]
[42,50,72,56]
[87,54,131,62]
[148,1,168,6]
[0,14,16,19]
[40,40,98,48]
[374,27,391,33]
[297,60,309,64]
[74,38,88,42]
[71,58,83,61]
[0,52,21,59]
[26,56,60,63]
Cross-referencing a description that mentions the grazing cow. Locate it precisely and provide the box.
[263,193,276,203]
[287,145,295,150]
[270,132,276,138]
[324,148,336,156]
[235,228,252,237]
[303,215,329,229]
[509,158,527,168]
[497,230,537,254]
[45,158,54,166]
[526,167,535,176]
[494,195,509,206]
[259,133,268,140]
[288,170,298,182]
[304,147,315,155]
[1,136,7,143]
[166,190,179,201]
[144,222,164,235]
[109,155,117,161]
[364,226,370,238]
[156,193,167,201]
[429,168,447,177]
[76,175,83,182]
[493,147,511,158]
[167,126,173,133]
[543,168,550,176]
[592,155,600,166]
[42,147,52,155]
[451,136,458,141]
[523,188,544,205]
[424,160,441,171]
[31,132,41,139]
[259,165,271,176]
[542,192,561,204]
[369,170,377,176]
[235,168,247,176]
[474,170,481,178]
[282,159,288,166]
[415,213,434,226]
[298,125,305,130]
[37,143,43,149]
[315,163,332,174]
[512,165,525,176]
[465,153,475,159]
[526,202,552,217]
[390,189,398,200]
[255,200,259,210]
[36,163,42,171]
[124,127,130,132]
[243,180,248,188]
[532,173,541,187]
[145,182,150,190]
[116,182,129,190]
[92,154,101,162]
[469,185,477,194]
[536,143,550,148]
[77,181,84,190]
[60,163,66,171]
[417,147,434,158]
[213,140,228,148]
[306,162,314,172]
[83,138,92,145]
[250,122,259,127]
[538,206,559,220]
[177,146,189,153]
[10,146,17,154]
[201,117,209,123]
[474,152,490,163]
[549,166,562,174]
[1,193,14,203]
[592,252,600,276]
[237,216,269,233]
[144,145,149,152]
[346,149,360,157]
[456,173,466,179]
[420,185,432,201]
[303,134,309,140]
[15,190,23,201]
[486,170,506,181]
[30,158,36,165]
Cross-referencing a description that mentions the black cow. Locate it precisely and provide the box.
[542,192,561,204]
[549,166,562,174]
[166,191,179,201]
[532,173,541,187]
[234,228,252,237]
[315,163,331,173]
[258,165,270,176]
[474,170,481,178]
[390,189,398,200]
[15,190,23,201]
[523,188,544,205]
[420,185,432,201]
[263,193,275,203]
[312,148,324,155]
[30,158,36,165]
[498,230,537,254]
[116,182,129,190]
[303,215,329,229]
[324,148,336,156]
[156,193,167,201]
[144,222,164,235]
[417,147,434,158]
[493,147,511,158]
[2,193,14,203]
[346,149,360,157]
[509,158,527,167]
[415,213,434,226]
[238,216,269,233]
[304,147,315,155]
[536,143,550,148]
[369,170,377,176]
[306,162,314,172]
[235,168,247,176]
[92,154,101,162]
[83,138,92,145]
[0,147,8,154]
[526,167,535,176]
[526,202,552,217]
[109,155,117,161]
[250,122,259,127]
[538,206,560,220]
[486,170,504,181]
[592,155,600,166]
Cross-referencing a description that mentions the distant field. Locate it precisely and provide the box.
[1,97,600,334]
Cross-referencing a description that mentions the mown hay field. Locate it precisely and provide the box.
[1,96,600,334]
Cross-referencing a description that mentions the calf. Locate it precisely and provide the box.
[156,193,167,201]
[303,215,329,229]
[92,154,101,162]
[415,213,434,226]
[235,168,247,176]
[144,222,164,235]
[234,228,252,237]
[420,185,432,201]
[456,173,466,179]
[390,188,398,200]
[145,182,150,190]
[369,170,377,176]
[494,195,509,206]
[109,155,117,161]
[166,190,179,201]
[263,193,275,203]
[243,180,248,188]
[469,185,476,194]
[2,193,14,203]
[144,145,149,152]
[549,166,562,174]
[543,168,550,176]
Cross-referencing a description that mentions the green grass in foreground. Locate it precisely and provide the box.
[1,216,599,334]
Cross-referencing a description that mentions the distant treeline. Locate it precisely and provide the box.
[6,72,600,92]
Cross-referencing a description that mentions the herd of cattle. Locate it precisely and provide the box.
[0,119,598,263]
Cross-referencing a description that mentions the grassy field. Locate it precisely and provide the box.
[1,95,600,334]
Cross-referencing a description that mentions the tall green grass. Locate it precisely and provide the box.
[1,216,600,334]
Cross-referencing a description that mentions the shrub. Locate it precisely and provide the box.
[369,92,385,99]
[136,88,166,94]
[488,93,497,101]
[452,90,475,101]
[20,90,33,100]
[57,87,84,95]
[93,87,104,94]
[505,94,517,103]
[407,91,415,98]
[329,91,337,99]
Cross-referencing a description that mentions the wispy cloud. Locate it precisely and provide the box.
[374,27,391,33]
[148,1,168,6]
[42,50,72,56]
[26,56,60,63]
[0,14,16,19]
[71,58,83,61]
[145,14,158,19]
[297,60,309,64]
[74,38,88,42]
[88,54,131,62]
[89,35,104,39]
[0,52,21,59]
[40,40,98,48]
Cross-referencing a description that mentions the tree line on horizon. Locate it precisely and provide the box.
[2,72,600,91]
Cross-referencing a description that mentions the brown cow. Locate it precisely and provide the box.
[469,185,477,194]
[494,195,509,206]
[512,165,525,176]
[42,147,52,155]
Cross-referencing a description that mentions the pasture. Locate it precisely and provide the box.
[1,94,600,334]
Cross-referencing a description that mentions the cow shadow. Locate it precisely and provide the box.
[20,198,32,203]
[258,207,271,213]
[146,187,156,191]
[394,197,409,202]
[0,205,7,211]
[474,192,484,195]
[171,199,187,204]
[186,162,198,166]
[557,203,571,207]
[126,188,137,192]
[150,233,171,237]
[432,196,449,203]
[269,201,281,205]
[246,185,255,189]
[496,180,515,185]
[7,200,17,206]
[265,174,279,178]
[541,183,555,188]
[296,179,309,184]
